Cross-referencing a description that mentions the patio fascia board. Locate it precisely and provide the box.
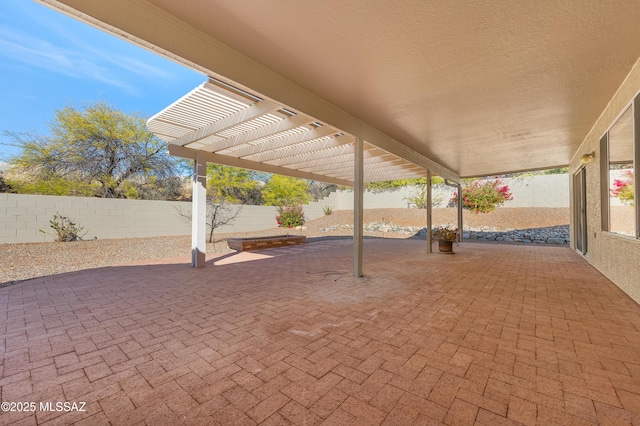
[40,0,460,184]
[168,145,353,187]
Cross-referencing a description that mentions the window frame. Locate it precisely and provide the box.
[600,94,640,239]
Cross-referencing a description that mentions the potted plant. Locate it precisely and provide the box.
[431,225,459,253]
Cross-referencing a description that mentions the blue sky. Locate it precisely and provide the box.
[0,0,205,162]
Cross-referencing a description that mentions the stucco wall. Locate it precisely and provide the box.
[569,57,640,303]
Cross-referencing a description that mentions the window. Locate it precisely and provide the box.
[601,95,639,238]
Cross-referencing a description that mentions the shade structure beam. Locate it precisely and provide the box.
[169,145,352,187]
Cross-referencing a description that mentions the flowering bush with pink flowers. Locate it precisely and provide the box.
[611,170,635,206]
[276,204,306,227]
[451,179,513,214]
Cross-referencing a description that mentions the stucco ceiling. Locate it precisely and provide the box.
[45,0,640,177]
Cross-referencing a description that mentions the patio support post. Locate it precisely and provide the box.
[192,151,207,268]
[426,170,433,253]
[354,137,364,277]
[457,183,463,242]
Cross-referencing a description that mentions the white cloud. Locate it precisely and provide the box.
[26,10,175,81]
[0,25,139,94]
[0,161,9,172]
[112,56,175,80]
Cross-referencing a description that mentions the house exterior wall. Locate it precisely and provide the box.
[569,57,640,303]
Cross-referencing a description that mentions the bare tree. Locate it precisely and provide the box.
[0,173,14,193]
[176,193,242,243]
[307,180,337,201]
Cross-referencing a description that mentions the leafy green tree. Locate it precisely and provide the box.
[5,101,181,199]
[206,164,263,205]
[5,174,94,196]
[365,176,445,193]
[366,178,426,193]
[544,167,569,175]
[262,174,309,206]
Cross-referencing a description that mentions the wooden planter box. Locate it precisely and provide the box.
[227,235,306,251]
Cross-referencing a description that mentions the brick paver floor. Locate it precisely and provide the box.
[2,239,640,425]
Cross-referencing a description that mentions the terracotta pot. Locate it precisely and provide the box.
[438,239,454,253]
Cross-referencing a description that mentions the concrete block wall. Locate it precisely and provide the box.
[0,193,193,243]
[0,191,344,244]
[0,174,569,244]
[326,174,570,210]
[502,175,570,208]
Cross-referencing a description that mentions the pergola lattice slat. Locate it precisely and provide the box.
[148,79,433,185]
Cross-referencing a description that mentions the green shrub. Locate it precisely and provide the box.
[451,180,513,213]
[323,205,333,215]
[544,167,568,175]
[6,175,95,196]
[276,205,306,227]
[41,213,86,242]
[407,189,428,209]
[407,186,445,209]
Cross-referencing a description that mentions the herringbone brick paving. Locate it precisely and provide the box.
[1,239,640,425]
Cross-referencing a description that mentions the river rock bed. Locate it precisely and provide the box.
[320,223,570,245]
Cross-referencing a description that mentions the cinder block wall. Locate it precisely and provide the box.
[0,191,343,243]
[329,174,570,209]
[0,194,193,243]
[0,174,569,244]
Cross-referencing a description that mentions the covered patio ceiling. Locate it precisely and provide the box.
[41,0,640,179]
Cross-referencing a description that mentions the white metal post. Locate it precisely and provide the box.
[192,152,207,267]
[457,183,463,242]
[354,137,364,277]
[426,170,433,253]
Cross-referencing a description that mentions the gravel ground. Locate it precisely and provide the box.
[0,207,569,286]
